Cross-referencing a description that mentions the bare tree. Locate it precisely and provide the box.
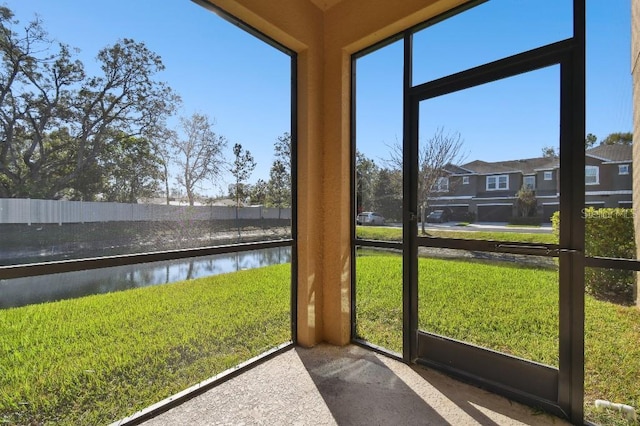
[172,113,227,206]
[387,127,466,234]
[151,128,177,205]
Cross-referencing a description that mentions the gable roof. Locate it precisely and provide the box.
[452,144,631,176]
[586,144,632,162]
[460,157,558,175]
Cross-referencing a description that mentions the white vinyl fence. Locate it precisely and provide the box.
[0,199,291,225]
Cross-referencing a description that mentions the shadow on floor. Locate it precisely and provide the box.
[297,344,569,426]
[138,344,570,426]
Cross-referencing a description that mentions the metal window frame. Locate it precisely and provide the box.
[524,175,536,189]
[486,174,509,191]
[585,165,599,185]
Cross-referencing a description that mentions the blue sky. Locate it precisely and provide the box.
[8,0,634,190]
[356,0,633,164]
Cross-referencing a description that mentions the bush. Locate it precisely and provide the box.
[551,208,636,304]
[454,211,476,223]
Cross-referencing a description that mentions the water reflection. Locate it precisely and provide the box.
[0,247,291,309]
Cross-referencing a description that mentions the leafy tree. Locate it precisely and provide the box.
[600,132,632,146]
[265,132,292,207]
[515,186,536,217]
[247,179,267,205]
[274,132,292,174]
[266,160,290,207]
[0,7,179,200]
[585,133,597,148]
[229,143,256,207]
[372,168,402,221]
[541,146,558,158]
[172,113,227,206]
[101,134,162,203]
[356,150,379,212]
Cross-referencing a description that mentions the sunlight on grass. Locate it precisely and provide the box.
[355,253,558,364]
[354,252,403,352]
[0,264,291,425]
[585,300,640,426]
[355,252,640,424]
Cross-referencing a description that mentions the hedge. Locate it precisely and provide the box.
[552,207,636,304]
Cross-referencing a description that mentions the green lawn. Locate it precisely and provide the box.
[0,264,291,425]
[2,249,638,425]
[355,252,640,426]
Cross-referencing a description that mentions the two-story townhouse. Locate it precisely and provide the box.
[429,145,631,223]
[584,144,633,209]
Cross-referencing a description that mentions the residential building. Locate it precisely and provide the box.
[430,145,632,222]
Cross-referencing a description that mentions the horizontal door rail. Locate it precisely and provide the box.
[354,238,404,251]
[0,239,293,280]
[585,255,640,271]
[417,236,560,257]
[416,331,563,419]
[409,39,573,101]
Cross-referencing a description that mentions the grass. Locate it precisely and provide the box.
[3,248,637,425]
[0,264,291,425]
[355,252,640,425]
[356,225,557,244]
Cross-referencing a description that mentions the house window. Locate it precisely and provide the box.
[543,171,553,180]
[486,175,508,191]
[585,165,599,185]
[523,175,535,189]
[619,164,629,175]
[462,176,470,185]
[432,177,449,192]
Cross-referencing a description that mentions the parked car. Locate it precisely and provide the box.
[356,211,385,226]
[426,209,449,223]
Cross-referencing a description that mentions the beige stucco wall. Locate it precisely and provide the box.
[633,0,640,307]
[199,0,470,345]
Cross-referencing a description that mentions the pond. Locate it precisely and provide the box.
[0,246,291,309]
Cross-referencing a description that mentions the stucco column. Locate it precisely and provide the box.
[295,47,327,346]
[319,45,353,345]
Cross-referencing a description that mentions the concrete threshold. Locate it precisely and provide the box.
[138,344,569,425]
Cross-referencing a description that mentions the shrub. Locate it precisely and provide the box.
[454,211,476,223]
[551,208,636,304]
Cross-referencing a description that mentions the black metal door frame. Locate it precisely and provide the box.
[352,1,585,423]
[402,40,585,425]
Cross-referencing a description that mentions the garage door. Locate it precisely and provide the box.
[477,204,512,222]
[542,204,559,222]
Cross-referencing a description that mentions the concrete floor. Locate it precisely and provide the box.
[135,344,570,426]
